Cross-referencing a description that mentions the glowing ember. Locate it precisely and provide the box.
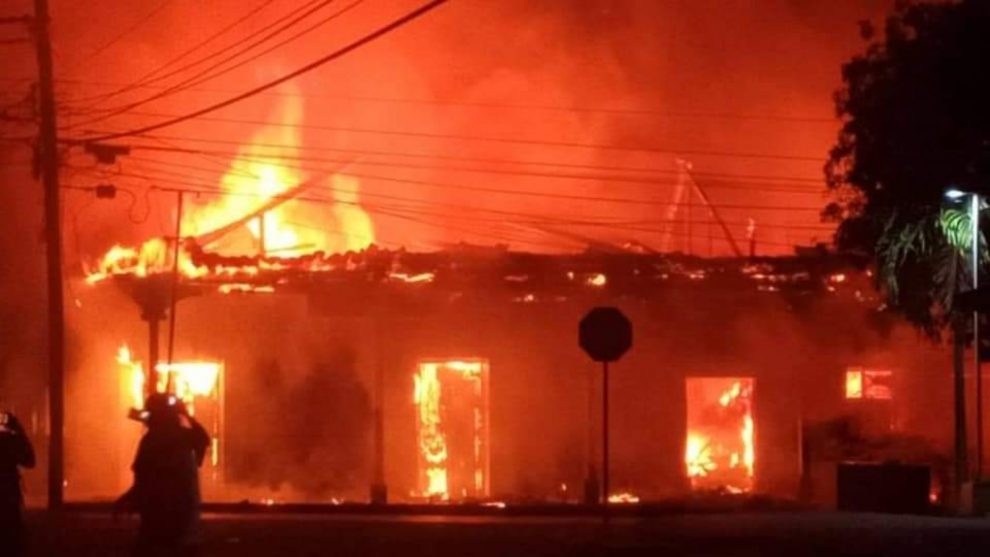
[413,359,489,501]
[685,377,756,493]
[586,273,607,287]
[607,492,640,504]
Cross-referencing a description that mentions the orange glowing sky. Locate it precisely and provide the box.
[1,0,895,264]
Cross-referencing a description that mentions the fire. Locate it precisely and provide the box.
[845,369,864,399]
[117,345,145,410]
[413,359,489,501]
[685,378,756,493]
[685,432,716,478]
[607,492,640,504]
[844,367,893,400]
[116,344,221,415]
[86,85,374,284]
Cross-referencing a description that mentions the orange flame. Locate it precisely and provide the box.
[86,86,374,284]
[685,378,755,493]
[607,492,641,504]
[116,343,221,416]
[413,360,488,501]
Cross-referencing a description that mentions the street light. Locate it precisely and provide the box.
[946,188,970,201]
[946,187,984,481]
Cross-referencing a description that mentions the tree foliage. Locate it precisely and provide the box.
[826,0,990,336]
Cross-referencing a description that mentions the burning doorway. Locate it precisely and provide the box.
[413,359,490,501]
[684,377,755,493]
[117,346,225,486]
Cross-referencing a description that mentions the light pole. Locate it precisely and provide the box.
[947,188,983,480]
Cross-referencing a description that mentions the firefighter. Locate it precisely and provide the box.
[0,408,35,557]
[115,393,209,556]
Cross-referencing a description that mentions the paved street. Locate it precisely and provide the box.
[24,511,990,556]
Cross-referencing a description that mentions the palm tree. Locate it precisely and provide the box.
[875,204,985,494]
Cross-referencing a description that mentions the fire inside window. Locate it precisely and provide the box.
[117,346,225,473]
[844,368,893,400]
[684,377,755,493]
[413,359,490,502]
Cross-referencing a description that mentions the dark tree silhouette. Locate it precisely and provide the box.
[826,0,990,335]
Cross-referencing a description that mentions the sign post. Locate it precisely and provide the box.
[579,307,633,512]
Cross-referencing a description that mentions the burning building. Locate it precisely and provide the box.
[57,77,952,507]
[64,230,954,506]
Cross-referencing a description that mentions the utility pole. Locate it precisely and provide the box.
[972,193,983,480]
[31,0,65,510]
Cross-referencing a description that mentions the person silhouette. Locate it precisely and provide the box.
[0,409,35,557]
[116,394,209,556]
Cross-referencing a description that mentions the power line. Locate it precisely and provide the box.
[78,172,570,250]
[66,0,330,115]
[67,0,362,127]
[93,176,814,251]
[70,117,825,162]
[107,140,826,193]
[80,0,175,62]
[72,114,832,173]
[133,140,825,186]
[117,156,832,231]
[79,160,827,251]
[70,0,281,108]
[47,78,837,124]
[102,165,826,213]
[68,0,451,143]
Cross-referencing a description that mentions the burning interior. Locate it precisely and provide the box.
[52,91,952,508]
[685,378,755,493]
[115,346,225,491]
[60,246,952,508]
[413,359,490,501]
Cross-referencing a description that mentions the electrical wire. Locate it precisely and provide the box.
[66,0,360,126]
[80,0,175,62]
[99,139,828,193]
[118,156,826,230]
[68,0,451,143]
[87,123,831,180]
[99,165,827,213]
[70,0,282,107]
[48,78,836,124]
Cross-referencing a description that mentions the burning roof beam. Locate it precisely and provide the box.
[192,159,357,248]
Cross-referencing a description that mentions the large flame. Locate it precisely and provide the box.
[413,360,488,501]
[685,378,755,493]
[87,85,374,284]
[117,343,221,416]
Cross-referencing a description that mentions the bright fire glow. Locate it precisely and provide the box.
[86,85,374,284]
[845,367,893,400]
[607,492,640,504]
[413,359,489,501]
[117,344,221,415]
[685,377,755,493]
[845,369,864,399]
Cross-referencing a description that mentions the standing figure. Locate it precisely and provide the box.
[116,394,209,556]
[0,409,35,557]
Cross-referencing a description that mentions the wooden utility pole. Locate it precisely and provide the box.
[31,0,65,510]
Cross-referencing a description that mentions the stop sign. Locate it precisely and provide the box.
[579,307,632,362]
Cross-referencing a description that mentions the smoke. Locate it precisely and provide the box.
[6,0,942,506]
[37,0,896,259]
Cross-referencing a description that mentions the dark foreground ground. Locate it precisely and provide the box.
[24,510,990,557]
